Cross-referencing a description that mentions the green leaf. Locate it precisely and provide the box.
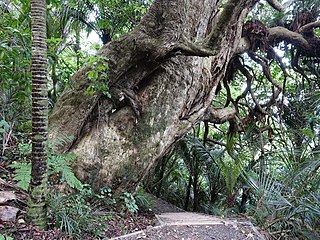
[299,128,315,138]
[0,120,10,130]
[217,159,241,195]
[18,143,32,155]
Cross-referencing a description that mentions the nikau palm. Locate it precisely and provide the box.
[27,0,48,229]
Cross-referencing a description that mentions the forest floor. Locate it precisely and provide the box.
[1,179,265,240]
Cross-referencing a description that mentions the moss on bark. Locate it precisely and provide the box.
[27,176,48,230]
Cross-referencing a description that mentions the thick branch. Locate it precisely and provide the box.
[265,0,284,12]
[268,26,310,50]
[203,107,237,124]
[173,36,215,57]
[236,37,250,54]
[238,25,317,54]
[298,21,320,33]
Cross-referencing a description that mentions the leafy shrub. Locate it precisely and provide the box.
[134,187,153,211]
[48,188,109,238]
[120,192,139,214]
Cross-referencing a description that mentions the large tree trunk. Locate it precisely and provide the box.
[49,0,255,192]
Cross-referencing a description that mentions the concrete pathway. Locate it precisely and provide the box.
[156,212,234,225]
[111,212,266,240]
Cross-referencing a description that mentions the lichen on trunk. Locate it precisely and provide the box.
[49,0,256,193]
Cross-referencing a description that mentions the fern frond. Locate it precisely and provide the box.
[9,161,31,190]
[48,135,75,151]
[60,166,83,190]
[48,154,83,190]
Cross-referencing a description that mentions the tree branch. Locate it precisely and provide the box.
[298,21,320,33]
[203,107,237,124]
[268,26,310,50]
[235,37,250,54]
[174,36,215,57]
[265,0,284,12]
[238,26,314,54]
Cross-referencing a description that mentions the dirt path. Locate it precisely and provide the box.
[111,195,265,240]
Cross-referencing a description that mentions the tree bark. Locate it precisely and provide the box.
[28,0,48,229]
[49,0,256,192]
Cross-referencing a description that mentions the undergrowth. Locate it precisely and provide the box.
[47,186,150,238]
[4,138,152,239]
[9,142,82,191]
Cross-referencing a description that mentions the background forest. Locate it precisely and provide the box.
[0,0,320,239]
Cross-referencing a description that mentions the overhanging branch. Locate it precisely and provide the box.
[203,107,237,124]
[236,38,250,54]
[268,26,310,50]
[238,25,317,55]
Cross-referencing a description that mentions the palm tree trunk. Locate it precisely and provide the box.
[27,0,48,230]
[192,171,199,212]
[184,174,192,211]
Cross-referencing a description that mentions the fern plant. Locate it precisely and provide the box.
[9,140,83,191]
[245,159,320,239]
[9,143,32,190]
[47,153,83,190]
[10,161,31,191]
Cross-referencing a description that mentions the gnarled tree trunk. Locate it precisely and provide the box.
[49,0,256,192]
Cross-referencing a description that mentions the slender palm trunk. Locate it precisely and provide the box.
[184,174,192,211]
[27,0,48,230]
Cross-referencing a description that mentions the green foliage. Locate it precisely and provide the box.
[47,153,83,190]
[10,161,31,191]
[48,186,147,238]
[134,187,152,211]
[48,189,108,238]
[85,56,111,96]
[217,158,241,196]
[247,175,320,239]
[9,143,32,190]
[0,120,10,134]
[9,142,83,191]
[71,0,151,40]
[120,192,139,214]
[0,0,32,129]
